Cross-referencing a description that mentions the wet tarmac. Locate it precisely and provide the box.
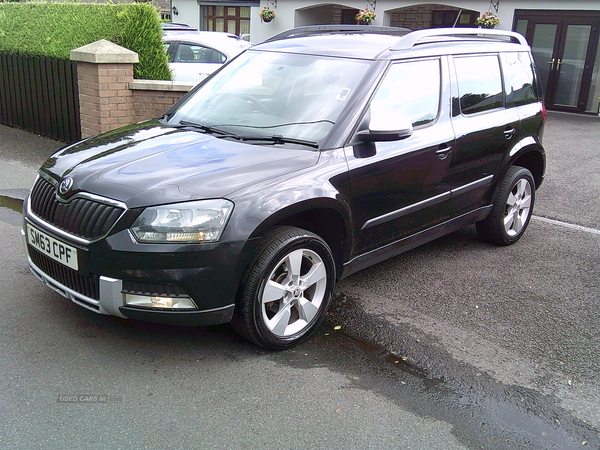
[2,192,598,448]
[323,296,600,449]
[2,113,599,449]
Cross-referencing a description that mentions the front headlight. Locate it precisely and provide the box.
[131,199,234,243]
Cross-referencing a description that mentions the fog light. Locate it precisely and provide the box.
[151,296,173,307]
[125,294,197,310]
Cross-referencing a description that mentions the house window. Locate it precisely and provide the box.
[203,6,250,37]
[431,10,477,28]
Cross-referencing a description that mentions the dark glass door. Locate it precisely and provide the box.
[515,11,600,113]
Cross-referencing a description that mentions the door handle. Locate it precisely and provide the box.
[547,58,563,70]
[504,127,516,140]
[436,145,452,160]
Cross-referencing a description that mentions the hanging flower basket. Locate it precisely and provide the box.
[259,7,276,23]
[476,12,499,29]
[355,9,376,25]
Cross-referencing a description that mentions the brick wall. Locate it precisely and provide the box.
[77,65,192,138]
[77,62,136,138]
[390,5,460,30]
[130,81,193,123]
[71,40,194,138]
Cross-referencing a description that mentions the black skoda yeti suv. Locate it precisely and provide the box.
[23,26,546,349]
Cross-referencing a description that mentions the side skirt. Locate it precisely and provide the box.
[340,205,492,279]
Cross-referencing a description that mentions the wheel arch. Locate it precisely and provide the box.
[244,200,350,280]
[510,145,546,190]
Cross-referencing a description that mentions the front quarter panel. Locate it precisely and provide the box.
[223,146,352,268]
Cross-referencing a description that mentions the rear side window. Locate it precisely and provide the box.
[174,43,226,64]
[371,58,441,127]
[502,52,539,106]
[454,55,503,115]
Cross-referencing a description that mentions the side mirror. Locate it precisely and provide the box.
[357,115,413,142]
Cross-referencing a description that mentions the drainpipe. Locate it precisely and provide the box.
[453,10,462,28]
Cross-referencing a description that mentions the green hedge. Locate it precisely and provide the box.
[0,2,171,80]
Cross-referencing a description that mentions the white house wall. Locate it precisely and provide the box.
[172,1,201,29]
[168,1,599,42]
[247,0,600,42]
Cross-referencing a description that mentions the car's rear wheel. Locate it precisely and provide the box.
[233,226,335,350]
[477,166,535,245]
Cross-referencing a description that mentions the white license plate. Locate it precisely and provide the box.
[27,224,79,271]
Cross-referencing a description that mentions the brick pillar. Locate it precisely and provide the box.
[70,40,139,138]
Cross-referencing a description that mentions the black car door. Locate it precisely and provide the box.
[448,53,521,213]
[346,57,459,256]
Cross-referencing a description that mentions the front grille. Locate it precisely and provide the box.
[29,247,99,300]
[29,177,125,241]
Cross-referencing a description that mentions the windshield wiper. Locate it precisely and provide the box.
[176,120,236,137]
[176,122,319,149]
[234,135,319,149]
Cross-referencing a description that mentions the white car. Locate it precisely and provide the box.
[163,32,251,82]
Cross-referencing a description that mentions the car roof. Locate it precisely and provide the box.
[164,31,242,40]
[162,22,198,30]
[256,33,403,60]
[161,22,200,35]
[163,32,251,44]
[255,26,530,60]
[163,32,252,54]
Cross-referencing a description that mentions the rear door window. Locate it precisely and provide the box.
[454,55,503,114]
[175,43,226,64]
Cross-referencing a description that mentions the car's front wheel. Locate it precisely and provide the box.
[234,226,336,350]
[477,166,535,245]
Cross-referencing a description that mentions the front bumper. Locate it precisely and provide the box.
[22,172,250,327]
[22,221,240,327]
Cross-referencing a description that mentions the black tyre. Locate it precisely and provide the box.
[476,166,535,246]
[233,226,336,350]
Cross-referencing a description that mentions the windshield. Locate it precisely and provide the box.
[166,50,372,147]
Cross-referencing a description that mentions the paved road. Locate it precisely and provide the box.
[1,113,599,449]
[329,112,600,434]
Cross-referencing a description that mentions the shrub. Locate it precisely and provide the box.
[0,2,171,80]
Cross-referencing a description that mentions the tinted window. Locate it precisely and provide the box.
[371,59,441,127]
[454,55,503,114]
[175,43,226,64]
[503,52,539,106]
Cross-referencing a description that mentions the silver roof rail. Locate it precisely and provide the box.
[391,28,528,51]
[264,25,411,43]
